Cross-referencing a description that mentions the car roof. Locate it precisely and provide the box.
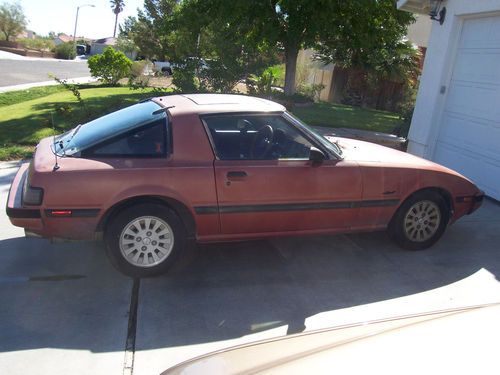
[152,94,286,116]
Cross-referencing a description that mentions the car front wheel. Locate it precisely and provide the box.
[388,191,449,250]
[105,203,185,278]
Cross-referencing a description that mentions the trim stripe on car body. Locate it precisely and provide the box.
[44,209,101,218]
[194,199,400,215]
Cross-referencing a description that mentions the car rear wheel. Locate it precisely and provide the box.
[105,203,185,278]
[388,191,449,250]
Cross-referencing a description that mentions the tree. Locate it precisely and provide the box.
[181,1,338,95]
[0,2,27,42]
[315,1,415,72]
[110,0,125,38]
[88,47,132,85]
[119,0,178,60]
[180,1,414,96]
[171,1,278,92]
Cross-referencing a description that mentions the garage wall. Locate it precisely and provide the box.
[406,0,500,198]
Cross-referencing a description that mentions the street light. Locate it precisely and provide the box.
[73,4,95,43]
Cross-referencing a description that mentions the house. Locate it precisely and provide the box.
[17,29,36,39]
[90,37,137,60]
[53,33,73,45]
[398,0,500,200]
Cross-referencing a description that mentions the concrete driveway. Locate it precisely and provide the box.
[0,163,499,375]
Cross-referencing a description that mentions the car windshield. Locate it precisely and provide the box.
[284,111,343,157]
[54,100,165,156]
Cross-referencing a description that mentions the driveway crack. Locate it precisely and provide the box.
[123,278,140,375]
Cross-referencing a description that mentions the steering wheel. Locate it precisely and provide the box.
[251,125,274,159]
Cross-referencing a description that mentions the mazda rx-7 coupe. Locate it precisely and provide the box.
[7,94,484,277]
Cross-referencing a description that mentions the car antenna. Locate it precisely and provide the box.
[51,113,60,171]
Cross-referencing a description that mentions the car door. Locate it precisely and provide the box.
[203,113,363,235]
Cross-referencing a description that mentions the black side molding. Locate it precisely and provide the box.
[7,207,41,219]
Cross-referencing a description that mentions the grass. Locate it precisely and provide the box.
[291,102,402,134]
[0,85,401,160]
[0,85,66,107]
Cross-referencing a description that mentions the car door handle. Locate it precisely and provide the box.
[227,171,247,178]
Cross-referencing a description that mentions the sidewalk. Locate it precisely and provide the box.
[0,76,97,93]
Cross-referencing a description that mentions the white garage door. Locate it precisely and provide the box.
[434,16,500,200]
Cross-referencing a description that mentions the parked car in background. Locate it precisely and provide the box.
[152,60,173,76]
[75,44,86,56]
[7,94,483,277]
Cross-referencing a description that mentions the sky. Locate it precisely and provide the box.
[16,0,144,39]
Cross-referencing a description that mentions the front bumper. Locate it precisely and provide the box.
[455,191,485,215]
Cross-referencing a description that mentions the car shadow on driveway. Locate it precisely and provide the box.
[0,202,499,359]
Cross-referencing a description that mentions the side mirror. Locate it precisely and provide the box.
[309,146,325,165]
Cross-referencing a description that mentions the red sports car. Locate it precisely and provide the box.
[7,94,484,277]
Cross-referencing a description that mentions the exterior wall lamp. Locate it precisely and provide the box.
[429,0,446,25]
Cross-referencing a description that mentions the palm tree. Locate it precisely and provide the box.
[110,0,125,38]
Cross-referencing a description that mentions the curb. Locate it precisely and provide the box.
[0,77,97,93]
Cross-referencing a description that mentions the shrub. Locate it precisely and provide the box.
[18,37,55,51]
[54,42,76,60]
[246,65,287,96]
[128,60,151,89]
[247,69,276,96]
[198,59,240,93]
[171,60,200,93]
[88,47,132,85]
[296,83,325,102]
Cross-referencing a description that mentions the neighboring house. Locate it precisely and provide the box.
[17,29,36,39]
[53,33,73,45]
[398,0,500,200]
[90,37,137,60]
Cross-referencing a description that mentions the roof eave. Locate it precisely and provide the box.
[397,0,431,14]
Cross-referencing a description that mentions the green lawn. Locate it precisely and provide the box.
[0,86,402,160]
[0,85,66,107]
[291,102,402,134]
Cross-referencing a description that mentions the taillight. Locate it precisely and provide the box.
[22,176,44,206]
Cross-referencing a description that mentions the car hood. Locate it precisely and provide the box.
[328,136,471,179]
[328,136,430,165]
[162,303,500,375]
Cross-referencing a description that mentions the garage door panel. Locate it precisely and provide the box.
[452,50,500,85]
[439,113,500,162]
[445,81,500,122]
[460,16,500,49]
[434,143,500,199]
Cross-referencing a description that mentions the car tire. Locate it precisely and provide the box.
[388,191,449,251]
[105,203,185,278]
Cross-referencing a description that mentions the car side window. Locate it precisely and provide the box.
[82,119,167,158]
[204,115,313,160]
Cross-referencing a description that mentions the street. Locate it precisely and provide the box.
[0,58,90,88]
[0,163,499,375]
